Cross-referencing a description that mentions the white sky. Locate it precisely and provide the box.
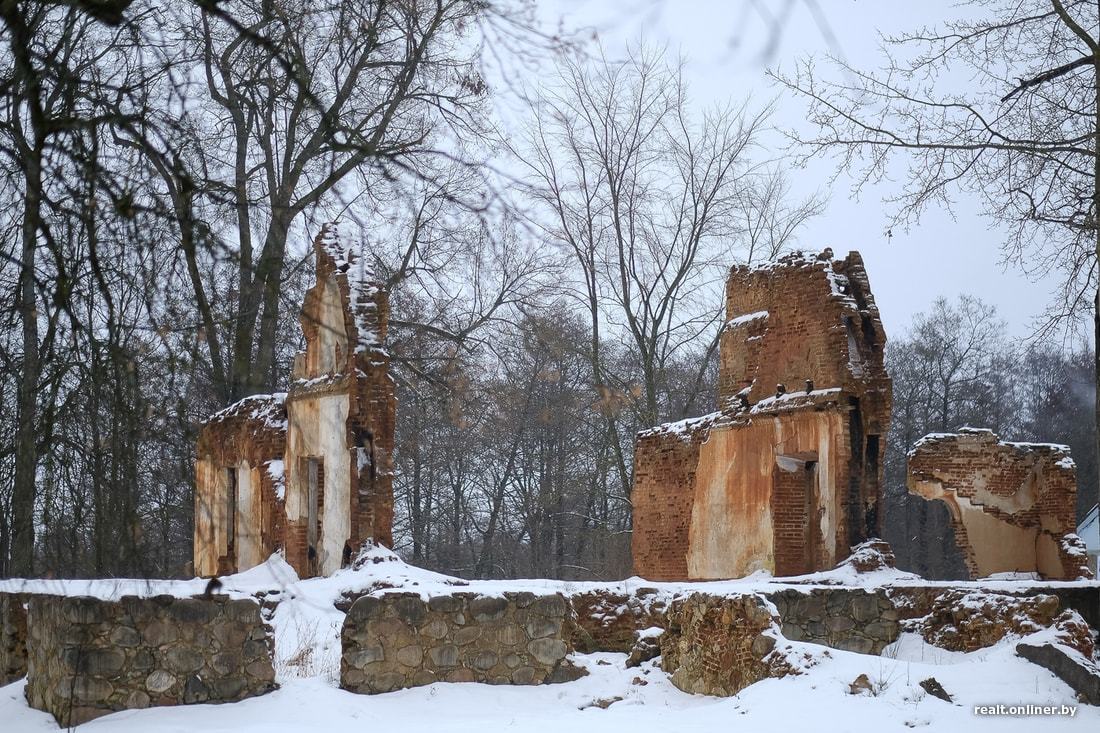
[530,0,1065,341]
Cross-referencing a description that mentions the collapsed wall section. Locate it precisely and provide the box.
[718,250,890,413]
[194,394,287,577]
[24,594,275,728]
[659,593,800,696]
[907,428,1090,580]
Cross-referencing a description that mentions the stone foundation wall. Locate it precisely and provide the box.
[25,594,275,727]
[567,588,668,653]
[911,590,1065,652]
[660,593,797,696]
[341,592,578,693]
[768,588,899,654]
[564,586,903,657]
[1,592,29,685]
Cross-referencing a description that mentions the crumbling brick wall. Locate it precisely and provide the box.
[284,225,395,578]
[194,395,287,577]
[631,416,713,581]
[719,250,890,411]
[632,250,891,580]
[193,224,395,581]
[908,428,1089,580]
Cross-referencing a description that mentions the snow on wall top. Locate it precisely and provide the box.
[744,248,835,272]
[739,249,869,312]
[205,392,288,432]
[908,427,1074,462]
[725,310,769,330]
[317,222,386,355]
[637,388,846,442]
[636,410,726,442]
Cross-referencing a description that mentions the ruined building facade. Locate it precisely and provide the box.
[194,225,395,578]
[632,251,892,581]
[908,429,1088,580]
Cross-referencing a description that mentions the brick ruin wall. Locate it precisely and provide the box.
[192,224,396,581]
[719,251,891,556]
[908,429,1089,580]
[194,395,287,577]
[718,251,890,413]
[23,594,275,728]
[633,393,875,580]
[284,226,395,578]
[341,592,580,693]
[632,251,892,581]
[631,422,709,581]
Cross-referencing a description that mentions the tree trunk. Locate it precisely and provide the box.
[10,144,42,578]
[1093,51,1100,525]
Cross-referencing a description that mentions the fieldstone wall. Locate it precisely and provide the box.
[563,585,902,658]
[567,588,668,653]
[768,588,899,654]
[886,585,1100,630]
[1,592,29,685]
[25,594,275,727]
[660,593,800,696]
[342,592,581,694]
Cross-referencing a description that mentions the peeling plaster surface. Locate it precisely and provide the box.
[908,430,1083,580]
[236,461,262,569]
[193,458,218,576]
[286,392,352,576]
[686,410,845,579]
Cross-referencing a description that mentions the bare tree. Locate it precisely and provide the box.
[164,0,498,400]
[772,0,1100,513]
[514,43,821,522]
[883,295,1018,578]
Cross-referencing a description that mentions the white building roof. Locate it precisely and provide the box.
[1079,503,1099,555]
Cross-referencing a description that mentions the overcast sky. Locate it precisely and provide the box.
[530,0,1065,342]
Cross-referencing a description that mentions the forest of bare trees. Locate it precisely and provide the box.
[0,0,1096,583]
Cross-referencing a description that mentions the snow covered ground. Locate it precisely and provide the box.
[2,550,1098,731]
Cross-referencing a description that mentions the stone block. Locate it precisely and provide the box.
[469,596,508,621]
